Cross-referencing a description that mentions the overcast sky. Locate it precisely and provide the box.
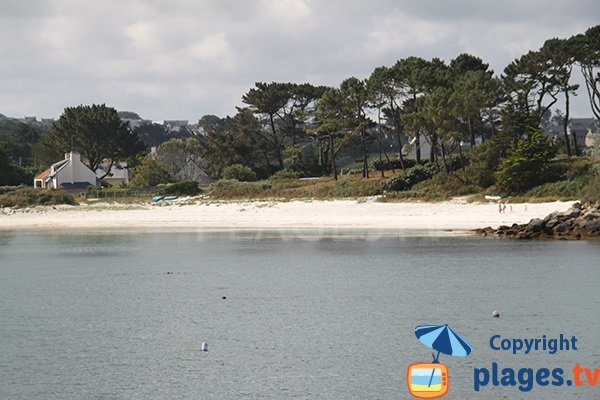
[0,0,598,121]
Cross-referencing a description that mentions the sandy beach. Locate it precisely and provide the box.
[0,198,575,233]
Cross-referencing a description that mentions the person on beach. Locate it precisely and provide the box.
[498,204,502,213]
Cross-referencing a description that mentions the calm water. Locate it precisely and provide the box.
[1,230,599,399]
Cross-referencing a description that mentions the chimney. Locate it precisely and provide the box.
[70,151,81,164]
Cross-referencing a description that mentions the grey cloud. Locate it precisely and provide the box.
[0,0,598,120]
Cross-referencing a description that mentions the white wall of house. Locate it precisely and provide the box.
[49,152,97,188]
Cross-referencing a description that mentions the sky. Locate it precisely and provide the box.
[0,0,598,121]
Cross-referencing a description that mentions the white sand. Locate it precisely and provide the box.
[0,198,574,233]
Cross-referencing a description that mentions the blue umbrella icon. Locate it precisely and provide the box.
[415,324,472,387]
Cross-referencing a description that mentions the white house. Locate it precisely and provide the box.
[34,151,98,190]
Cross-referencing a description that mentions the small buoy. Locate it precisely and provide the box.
[492,310,500,318]
[201,342,208,352]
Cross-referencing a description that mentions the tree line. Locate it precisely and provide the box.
[200,26,598,180]
[1,25,599,194]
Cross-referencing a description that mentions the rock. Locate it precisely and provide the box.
[516,232,532,240]
[577,219,600,232]
[558,208,581,219]
[553,220,574,233]
[543,211,559,224]
[525,218,544,233]
[476,202,600,240]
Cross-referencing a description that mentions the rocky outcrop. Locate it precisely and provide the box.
[475,202,600,240]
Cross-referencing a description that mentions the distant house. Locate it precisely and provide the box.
[163,120,189,133]
[97,160,129,187]
[34,152,98,190]
[567,118,599,152]
[174,156,212,185]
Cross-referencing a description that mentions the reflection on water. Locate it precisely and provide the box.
[0,231,599,399]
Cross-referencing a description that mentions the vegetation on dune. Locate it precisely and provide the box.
[0,188,77,208]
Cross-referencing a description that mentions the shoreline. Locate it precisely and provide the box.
[0,198,575,234]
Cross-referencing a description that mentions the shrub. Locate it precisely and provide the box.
[495,131,558,194]
[340,168,363,175]
[403,164,435,186]
[563,158,592,180]
[161,180,200,196]
[445,154,469,173]
[131,157,173,187]
[465,132,514,187]
[583,176,600,203]
[269,169,300,180]
[0,185,23,195]
[372,158,416,171]
[525,179,586,199]
[0,188,77,208]
[222,164,257,181]
[383,174,410,191]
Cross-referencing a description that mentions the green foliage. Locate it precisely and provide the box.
[208,176,384,200]
[583,176,600,202]
[134,122,168,148]
[383,172,480,201]
[384,174,410,191]
[0,188,77,208]
[495,131,558,194]
[383,164,437,192]
[51,104,144,173]
[465,132,514,187]
[561,158,592,179]
[525,179,586,199]
[405,164,437,185]
[371,158,416,171]
[0,185,24,195]
[222,164,257,181]
[160,180,201,196]
[198,109,273,179]
[269,169,300,180]
[241,82,328,171]
[0,147,33,185]
[154,137,203,177]
[130,156,173,187]
[0,120,49,185]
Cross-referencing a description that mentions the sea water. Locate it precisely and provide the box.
[1,230,599,399]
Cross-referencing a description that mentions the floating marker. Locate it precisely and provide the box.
[201,342,208,351]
